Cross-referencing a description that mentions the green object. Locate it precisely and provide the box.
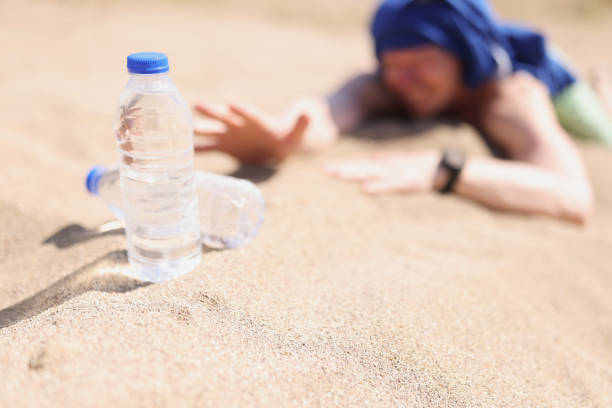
[553,81,612,145]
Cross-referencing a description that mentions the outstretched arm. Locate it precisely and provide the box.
[452,156,592,223]
[463,73,593,223]
[193,73,400,164]
[326,73,593,224]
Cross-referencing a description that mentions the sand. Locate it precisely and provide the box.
[1,0,612,406]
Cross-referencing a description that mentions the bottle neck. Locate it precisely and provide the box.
[127,72,173,92]
[129,72,169,80]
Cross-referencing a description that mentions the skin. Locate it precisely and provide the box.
[194,45,597,224]
[380,46,464,117]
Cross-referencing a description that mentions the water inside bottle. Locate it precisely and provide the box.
[116,87,201,282]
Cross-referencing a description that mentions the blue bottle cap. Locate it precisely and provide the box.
[127,52,169,74]
[86,165,107,195]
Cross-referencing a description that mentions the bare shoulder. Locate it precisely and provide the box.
[483,72,550,112]
[477,72,565,159]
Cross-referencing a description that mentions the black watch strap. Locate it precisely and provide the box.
[438,149,466,194]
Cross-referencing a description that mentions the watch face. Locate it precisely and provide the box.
[444,149,465,170]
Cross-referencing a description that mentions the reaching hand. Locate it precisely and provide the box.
[194,102,309,165]
[324,150,441,194]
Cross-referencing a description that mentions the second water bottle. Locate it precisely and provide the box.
[86,166,265,250]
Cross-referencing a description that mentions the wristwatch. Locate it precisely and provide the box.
[437,148,466,194]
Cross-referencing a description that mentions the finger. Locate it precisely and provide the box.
[324,160,385,181]
[228,103,258,123]
[194,119,225,137]
[194,143,220,153]
[286,113,309,145]
[370,150,402,160]
[275,114,310,160]
[194,128,224,138]
[194,103,239,127]
[362,180,403,195]
[194,117,228,134]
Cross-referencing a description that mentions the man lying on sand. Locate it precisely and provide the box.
[194,0,612,224]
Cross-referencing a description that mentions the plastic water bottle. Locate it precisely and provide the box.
[86,166,265,249]
[114,52,201,282]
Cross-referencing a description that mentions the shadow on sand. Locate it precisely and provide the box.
[0,250,149,329]
[352,117,507,158]
[351,117,445,142]
[43,220,125,249]
[227,163,278,184]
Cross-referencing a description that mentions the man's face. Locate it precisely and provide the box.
[381,45,463,117]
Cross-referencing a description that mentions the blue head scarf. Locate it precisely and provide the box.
[371,0,575,96]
